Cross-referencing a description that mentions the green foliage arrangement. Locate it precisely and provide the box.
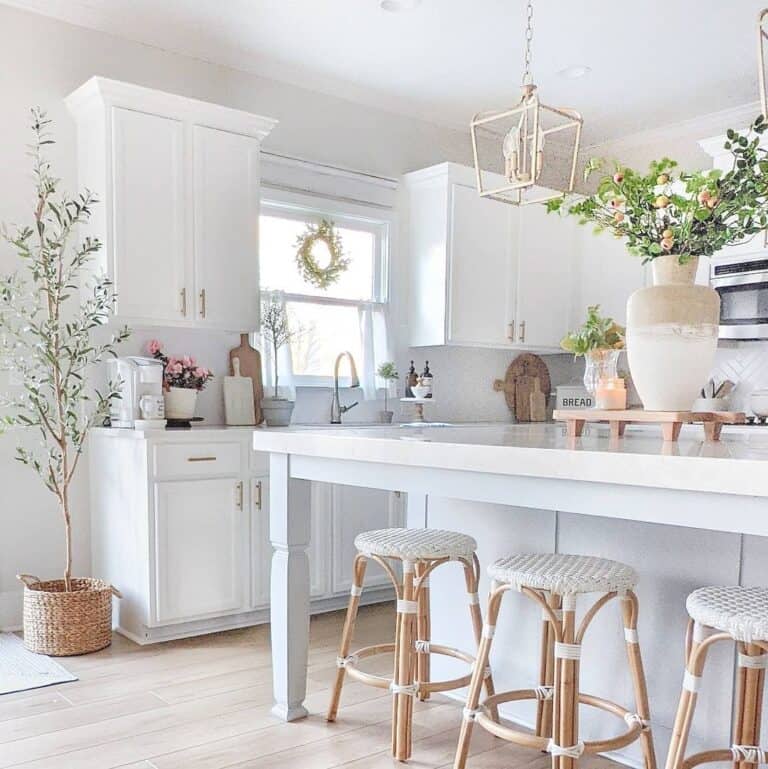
[376,361,399,411]
[0,111,129,589]
[560,305,624,356]
[295,219,350,289]
[547,116,768,264]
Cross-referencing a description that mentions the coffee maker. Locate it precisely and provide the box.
[107,357,164,428]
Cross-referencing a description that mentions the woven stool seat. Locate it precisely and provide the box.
[354,527,477,562]
[488,553,638,595]
[686,586,768,643]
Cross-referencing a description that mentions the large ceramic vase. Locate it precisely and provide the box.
[626,255,719,411]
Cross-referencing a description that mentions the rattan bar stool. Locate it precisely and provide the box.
[666,586,768,769]
[327,527,496,761]
[454,553,657,769]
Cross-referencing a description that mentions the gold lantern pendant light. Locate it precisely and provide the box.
[470,0,583,205]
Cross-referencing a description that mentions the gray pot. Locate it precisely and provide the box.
[379,410,394,424]
[262,398,294,427]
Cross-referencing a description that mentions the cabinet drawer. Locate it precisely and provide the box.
[154,443,242,478]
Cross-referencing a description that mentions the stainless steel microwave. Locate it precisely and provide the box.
[710,254,768,340]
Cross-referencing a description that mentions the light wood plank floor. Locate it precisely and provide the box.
[0,605,619,769]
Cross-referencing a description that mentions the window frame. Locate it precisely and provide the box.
[259,186,393,388]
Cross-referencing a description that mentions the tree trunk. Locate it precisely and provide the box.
[61,490,72,592]
[273,340,279,399]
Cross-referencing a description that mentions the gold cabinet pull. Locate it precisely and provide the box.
[519,320,526,343]
[236,481,243,510]
[254,480,263,510]
[180,288,187,316]
[187,456,217,462]
[507,320,515,341]
[199,288,206,318]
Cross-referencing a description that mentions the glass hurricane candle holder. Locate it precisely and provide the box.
[583,349,621,399]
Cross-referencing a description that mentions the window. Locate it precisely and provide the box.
[258,187,391,394]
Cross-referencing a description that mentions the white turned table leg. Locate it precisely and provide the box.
[269,453,312,721]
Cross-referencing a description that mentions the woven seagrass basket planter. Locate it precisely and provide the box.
[17,575,120,656]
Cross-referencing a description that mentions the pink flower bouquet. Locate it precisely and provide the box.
[146,340,213,391]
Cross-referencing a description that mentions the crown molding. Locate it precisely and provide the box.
[584,101,763,154]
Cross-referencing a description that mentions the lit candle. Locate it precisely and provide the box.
[595,377,627,410]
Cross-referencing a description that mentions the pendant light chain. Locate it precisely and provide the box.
[522,0,534,85]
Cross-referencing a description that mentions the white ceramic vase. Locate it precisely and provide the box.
[164,387,198,420]
[626,255,719,411]
[261,398,294,427]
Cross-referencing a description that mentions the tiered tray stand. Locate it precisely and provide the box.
[400,397,434,423]
[553,409,745,442]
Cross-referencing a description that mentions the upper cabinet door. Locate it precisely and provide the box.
[514,205,577,349]
[112,107,188,324]
[448,183,517,347]
[193,126,261,332]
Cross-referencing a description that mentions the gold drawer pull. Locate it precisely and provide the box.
[254,480,263,510]
[187,456,217,463]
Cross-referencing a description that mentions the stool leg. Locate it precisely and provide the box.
[537,592,561,739]
[416,560,431,702]
[327,554,367,722]
[733,643,766,769]
[556,599,579,769]
[621,592,657,769]
[454,586,504,769]
[393,560,417,761]
[464,555,498,721]
[665,625,720,769]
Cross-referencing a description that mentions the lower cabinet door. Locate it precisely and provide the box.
[331,486,404,595]
[153,478,248,623]
[250,475,271,609]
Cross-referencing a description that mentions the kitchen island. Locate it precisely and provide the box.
[255,422,768,766]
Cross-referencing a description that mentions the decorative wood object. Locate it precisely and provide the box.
[553,408,746,441]
[229,334,263,424]
[493,353,551,422]
[529,378,547,422]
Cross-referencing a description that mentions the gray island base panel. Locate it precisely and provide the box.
[255,423,768,767]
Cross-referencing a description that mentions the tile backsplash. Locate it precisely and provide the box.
[710,342,768,412]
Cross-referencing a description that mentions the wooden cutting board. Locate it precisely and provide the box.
[224,358,256,426]
[229,333,264,425]
[493,353,551,422]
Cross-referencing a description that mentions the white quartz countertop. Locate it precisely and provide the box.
[252,422,768,498]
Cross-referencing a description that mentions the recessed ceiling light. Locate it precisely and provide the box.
[380,0,421,12]
[557,65,592,80]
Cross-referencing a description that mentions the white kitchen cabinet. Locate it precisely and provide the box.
[515,204,578,347]
[89,428,397,643]
[66,77,276,331]
[331,486,404,594]
[193,126,261,329]
[111,108,188,323]
[154,478,248,623]
[404,162,574,351]
[250,475,271,609]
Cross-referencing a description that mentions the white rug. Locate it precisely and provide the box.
[0,633,77,695]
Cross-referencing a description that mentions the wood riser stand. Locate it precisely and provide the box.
[553,409,746,442]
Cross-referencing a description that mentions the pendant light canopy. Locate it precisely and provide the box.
[470,0,583,205]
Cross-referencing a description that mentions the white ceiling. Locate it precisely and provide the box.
[4,0,766,145]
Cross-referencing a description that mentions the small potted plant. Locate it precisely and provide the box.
[561,305,625,396]
[376,362,399,423]
[261,298,301,426]
[147,340,213,420]
[0,110,129,655]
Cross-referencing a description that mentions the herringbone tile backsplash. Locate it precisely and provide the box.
[712,343,768,411]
